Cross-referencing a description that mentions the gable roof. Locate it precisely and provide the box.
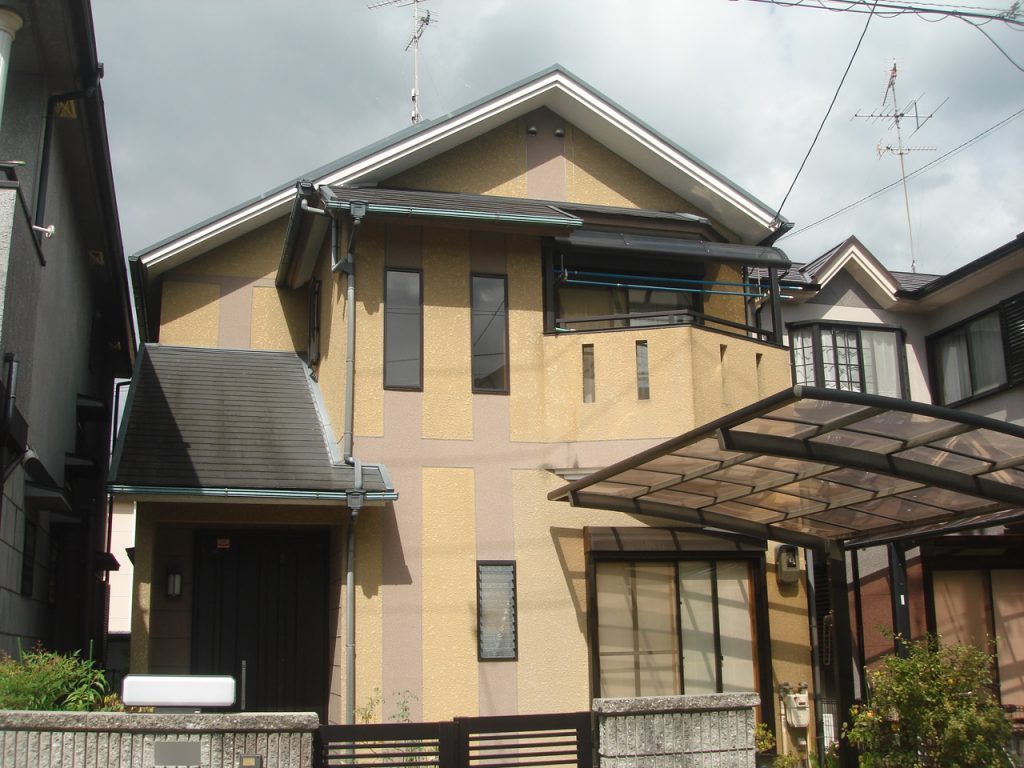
[109,345,395,501]
[135,65,789,280]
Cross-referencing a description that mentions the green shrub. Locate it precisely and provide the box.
[845,634,1012,767]
[0,645,119,711]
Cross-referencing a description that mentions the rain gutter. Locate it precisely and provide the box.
[105,485,397,502]
[324,199,583,229]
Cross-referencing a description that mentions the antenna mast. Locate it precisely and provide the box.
[368,0,436,124]
[854,61,945,273]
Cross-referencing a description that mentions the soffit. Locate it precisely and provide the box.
[549,386,1024,552]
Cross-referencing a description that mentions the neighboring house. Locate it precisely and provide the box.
[112,66,818,738]
[770,233,1024,744]
[0,0,135,658]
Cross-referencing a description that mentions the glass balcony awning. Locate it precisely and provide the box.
[548,386,1024,552]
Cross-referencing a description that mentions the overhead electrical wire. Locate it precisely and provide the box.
[772,0,879,223]
[777,104,1024,240]
[737,0,1024,28]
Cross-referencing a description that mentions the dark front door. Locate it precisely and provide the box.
[191,529,329,717]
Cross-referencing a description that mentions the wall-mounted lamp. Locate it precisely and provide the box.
[553,127,565,138]
[526,125,538,136]
[167,569,182,598]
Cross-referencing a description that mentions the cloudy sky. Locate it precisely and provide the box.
[91,0,1022,275]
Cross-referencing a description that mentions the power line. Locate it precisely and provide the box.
[773,0,879,223]
[778,105,1024,240]
[738,0,1024,28]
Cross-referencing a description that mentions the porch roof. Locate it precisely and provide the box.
[548,386,1024,552]
[109,345,396,502]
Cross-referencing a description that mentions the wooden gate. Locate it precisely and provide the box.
[320,711,593,768]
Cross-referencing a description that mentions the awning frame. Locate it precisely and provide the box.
[549,386,1024,554]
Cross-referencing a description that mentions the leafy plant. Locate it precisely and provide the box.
[845,634,1011,767]
[755,721,776,753]
[772,753,802,768]
[0,644,120,711]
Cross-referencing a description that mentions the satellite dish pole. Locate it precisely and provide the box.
[368,0,436,124]
[855,61,946,273]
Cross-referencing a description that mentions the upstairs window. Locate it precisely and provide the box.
[471,274,509,393]
[384,269,423,390]
[790,323,905,398]
[929,293,1023,406]
[545,250,704,333]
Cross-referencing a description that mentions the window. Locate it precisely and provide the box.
[595,558,759,698]
[582,344,595,403]
[636,341,650,400]
[931,567,1024,709]
[384,269,422,389]
[471,274,509,393]
[477,561,517,660]
[545,250,703,333]
[929,293,1024,405]
[790,323,905,397]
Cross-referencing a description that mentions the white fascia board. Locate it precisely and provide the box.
[140,71,780,276]
[816,245,901,307]
[545,78,780,242]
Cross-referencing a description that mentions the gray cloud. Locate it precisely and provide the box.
[92,0,1023,273]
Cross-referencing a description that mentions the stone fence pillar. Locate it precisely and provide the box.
[593,692,760,767]
[0,711,318,768]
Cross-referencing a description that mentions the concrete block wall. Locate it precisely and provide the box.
[593,693,759,768]
[0,712,318,768]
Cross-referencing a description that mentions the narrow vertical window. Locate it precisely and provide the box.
[636,340,650,400]
[471,274,508,393]
[21,512,37,596]
[478,561,517,660]
[582,344,595,403]
[384,269,422,389]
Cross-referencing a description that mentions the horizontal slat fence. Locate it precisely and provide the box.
[319,713,592,768]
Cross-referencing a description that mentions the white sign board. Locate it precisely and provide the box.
[122,674,235,707]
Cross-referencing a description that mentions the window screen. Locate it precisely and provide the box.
[471,275,509,392]
[478,561,517,660]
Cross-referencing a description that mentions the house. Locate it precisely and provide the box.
[770,233,1024,751]
[0,0,135,658]
[112,66,819,737]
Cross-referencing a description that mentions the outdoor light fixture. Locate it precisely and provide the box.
[526,125,538,136]
[166,569,182,598]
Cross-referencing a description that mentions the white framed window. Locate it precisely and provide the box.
[789,323,905,398]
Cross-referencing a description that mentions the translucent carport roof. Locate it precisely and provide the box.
[548,386,1024,552]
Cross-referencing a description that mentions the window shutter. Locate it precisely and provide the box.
[1002,293,1024,386]
[478,562,517,660]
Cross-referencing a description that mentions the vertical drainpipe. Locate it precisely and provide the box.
[334,203,366,725]
[0,8,22,132]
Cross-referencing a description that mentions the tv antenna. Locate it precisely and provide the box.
[854,61,946,273]
[368,0,436,124]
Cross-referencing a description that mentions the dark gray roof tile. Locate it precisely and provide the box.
[110,345,392,494]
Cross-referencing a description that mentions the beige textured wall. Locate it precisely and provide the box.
[421,468,478,720]
[765,545,817,746]
[386,121,526,197]
[157,218,306,353]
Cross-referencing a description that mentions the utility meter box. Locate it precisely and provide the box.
[784,690,810,729]
[776,544,801,585]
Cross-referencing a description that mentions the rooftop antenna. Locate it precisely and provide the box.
[855,61,946,273]
[368,0,436,124]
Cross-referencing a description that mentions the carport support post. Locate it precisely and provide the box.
[828,548,858,768]
[888,542,911,657]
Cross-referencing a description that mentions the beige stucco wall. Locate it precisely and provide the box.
[133,107,810,725]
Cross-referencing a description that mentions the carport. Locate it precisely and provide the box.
[548,385,1024,767]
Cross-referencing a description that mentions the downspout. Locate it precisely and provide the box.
[333,201,367,725]
[35,79,101,238]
